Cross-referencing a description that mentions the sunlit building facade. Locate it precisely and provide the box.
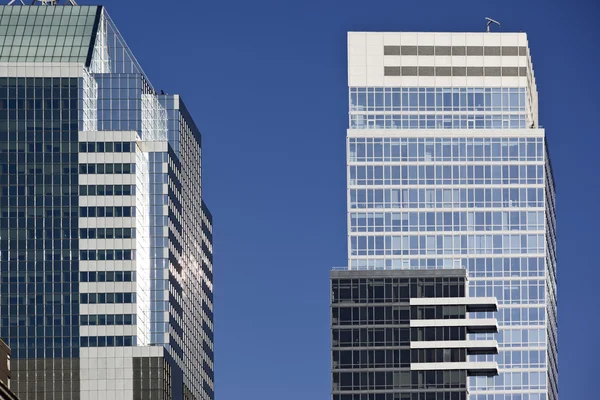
[0,4,214,400]
[344,32,557,400]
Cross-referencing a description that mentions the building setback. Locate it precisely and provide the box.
[0,4,214,400]
[341,31,557,400]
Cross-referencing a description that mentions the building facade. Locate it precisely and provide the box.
[331,268,499,400]
[1,338,20,400]
[0,4,214,400]
[344,32,557,400]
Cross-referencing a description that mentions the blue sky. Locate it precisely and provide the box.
[98,0,599,398]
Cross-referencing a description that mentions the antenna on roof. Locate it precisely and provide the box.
[485,17,501,32]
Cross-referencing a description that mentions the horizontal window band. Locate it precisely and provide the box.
[383,45,527,57]
[384,66,527,77]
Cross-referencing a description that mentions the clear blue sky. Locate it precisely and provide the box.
[98,0,597,398]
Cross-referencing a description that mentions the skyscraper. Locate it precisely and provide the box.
[0,3,214,400]
[339,31,557,400]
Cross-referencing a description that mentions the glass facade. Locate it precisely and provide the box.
[346,32,557,400]
[349,87,529,130]
[0,6,99,63]
[0,4,214,400]
[331,269,499,400]
[0,76,80,361]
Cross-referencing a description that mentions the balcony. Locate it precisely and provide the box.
[410,361,499,376]
[410,339,498,355]
[410,318,498,333]
[409,297,498,312]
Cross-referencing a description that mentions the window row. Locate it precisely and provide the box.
[478,306,545,324]
[80,314,137,326]
[332,277,465,304]
[348,256,545,274]
[470,280,545,305]
[413,305,466,320]
[332,308,472,327]
[4,346,80,360]
[80,335,137,348]
[350,188,544,209]
[0,164,79,176]
[80,292,137,304]
[472,371,547,391]
[0,98,77,111]
[496,350,547,369]
[79,271,136,283]
[0,76,76,88]
[348,137,544,162]
[413,326,467,342]
[470,394,545,400]
[334,392,466,400]
[350,114,527,130]
[334,348,411,369]
[79,206,135,218]
[349,164,544,186]
[350,211,544,233]
[333,348,467,368]
[79,184,135,196]
[333,306,413,326]
[79,163,135,175]
[2,249,77,262]
[79,249,134,261]
[349,87,527,112]
[0,141,78,154]
[333,327,411,347]
[412,348,466,364]
[497,328,546,348]
[333,370,467,391]
[80,227,135,239]
[349,234,545,256]
[468,257,545,278]
[78,141,136,153]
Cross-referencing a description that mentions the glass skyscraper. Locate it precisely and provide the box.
[0,4,214,400]
[344,32,557,400]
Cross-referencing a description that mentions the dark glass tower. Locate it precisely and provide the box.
[331,269,499,400]
[0,4,214,400]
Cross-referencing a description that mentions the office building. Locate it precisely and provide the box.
[1,338,19,400]
[341,32,557,400]
[0,3,214,400]
[331,268,499,400]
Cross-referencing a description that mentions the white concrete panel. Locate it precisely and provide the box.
[466,34,484,46]
[410,297,498,307]
[411,361,498,371]
[410,340,498,349]
[451,33,467,46]
[484,56,502,66]
[399,32,418,46]
[410,318,498,328]
[433,33,451,46]
[483,34,502,46]
[383,32,401,45]
[417,32,435,45]
[80,304,138,315]
[466,56,484,66]
[366,33,383,47]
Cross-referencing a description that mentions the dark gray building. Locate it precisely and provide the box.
[331,269,498,400]
[0,339,18,400]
